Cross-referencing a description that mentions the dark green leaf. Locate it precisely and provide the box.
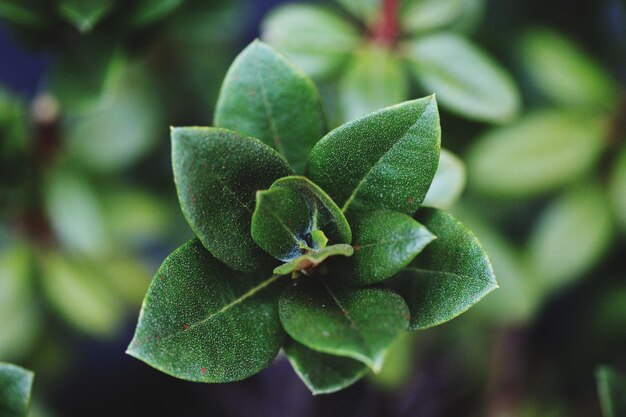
[336,0,380,26]
[467,111,608,197]
[127,0,183,27]
[0,0,49,28]
[279,278,409,370]
[57,0,115,33]
[252,176,351,261]
[423,148,466,209]
[307,96,440,221]
[0,362,34,417]
[337,210,435,286]
[274,244,354,276]
[390,208,497,330]
[172,127,293,272]
[404,33,520,123]
[284,338,368,395]
[262,4,360,79]
[610,147,626,232]
[401,0,483,34]
[214,40,327,174]
[127,239,285,382]
[338,45,408,121]
[596,366,626,417]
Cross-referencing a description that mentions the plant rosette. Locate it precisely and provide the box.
[127,40,497,394]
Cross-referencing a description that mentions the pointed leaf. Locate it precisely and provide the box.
[279,278,409,370]
[58,0,115,33]
[596,366,626,417]
[262,4,360,79]
[307,96,440,221]
[0,363,33,417]
[214,40,326,174]
[338,45,408,121]
[390,208,497,330]
[273,244,354,276]
[404,33,520,123]
[337,210,435,286]
[172,127,293,272]
[252,176,351,262]
[609,147,626,233]
[127,0,183,27]
[284,338,368,395]
[127,239,286,382]
[423,148,466,209]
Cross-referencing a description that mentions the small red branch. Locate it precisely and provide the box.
[371,0,400,47]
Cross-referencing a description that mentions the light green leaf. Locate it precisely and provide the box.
[252,176,351,262]
[262,4,360,79]
[520,29,618,110]
[423,148,466,209]
[58,0,115,33]
[338,45,408,122]
[402,0,484,34]
[336,0,380,26]
[127,239,285,382]
[172,127,293,272]
[279,278,409,370]
[467,111,608,197]
[609,147,626,232]
[404,33,520,123]
[307,96,440,220]
[390,207,497,330]
[214,40,327,174]
[127,0,183,27]
[0,362,34,417]
[273,244,354,276]
[527,183,613,292]
[369,333,417,390]
[596,366,626,417]
[284,338,368,395]
[338,210,435,286]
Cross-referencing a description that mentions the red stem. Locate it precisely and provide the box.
[371,0,400,47]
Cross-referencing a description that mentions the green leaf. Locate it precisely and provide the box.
[214,40,327,174]
[172,127,293,272]
[336,0,380,25]
[307,96,440,221]
[127,239,285,382]
[423,148,466,209]
[519,29,618,110]
[0,362,34,417]
[273,244,354,276]
[609,147,626,233]
[338,45,408,121]
[284,338,368,395]
[467,111,608,197]
[596,366,626,417]
[404,33,520,123]
[390,207,497,330]
[401,0,484,34]
[338,210,435,286]
[127,0,183,27]
[279,277,409,370]
[58,0,115,33]
[0,0,49,28]
[527,183,613,292]
[261,4,360,79]
[252,176,351,262]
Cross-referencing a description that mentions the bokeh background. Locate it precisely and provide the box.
[1,0,625,416]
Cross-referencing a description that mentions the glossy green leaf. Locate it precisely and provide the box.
[0,362,34,417]
[252,176,351,262]
[404,33,520,123]
[402,0,483,34]
[58,0,115,33]
[610,147,626,232]
[527,183,613,292]
[596,366,626,417]
[214,40,326,173]
[307,96,440,220]
[423,148,466,209]
[390,208,497,330]
[520,29,618,110]
[127,239,285,382]
[338,210,435,286]
[262,4,360,79]
[127,0,183,27]
[284,338,368,394]
[172,127,293,272]
[336,0,380,25]
[279,278,409,370]
[273,244,354,276]
[467,111,608,197]
[338,45,408,121]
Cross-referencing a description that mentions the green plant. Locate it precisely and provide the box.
[127,40,497,394]
[596,366,626,417]
[261,0,520,124]
[0,362,34,417]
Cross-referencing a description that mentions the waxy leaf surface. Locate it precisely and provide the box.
[172,127,293,272]
[128,239,285,383]
[214,40,326,173]
[0,362,33,417]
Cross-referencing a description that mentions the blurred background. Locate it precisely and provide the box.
[0,0,625,416]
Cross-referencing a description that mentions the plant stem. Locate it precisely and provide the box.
[371,0,400,47]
